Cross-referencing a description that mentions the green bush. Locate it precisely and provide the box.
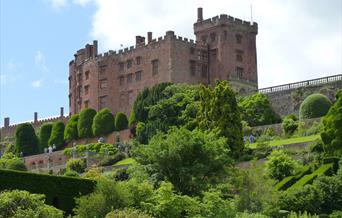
[66,158,86,173]
[105,208,152,218]
[15,123,39,156]
[78,108,97,138]
[5,158,27,171]
[64,170,79,177]
[48,121,65,149]
[98,152,125,167]
[64,114,79,141]
[39,123,53,153]
[0,169,96,214]
[274,176,297,191]
[266,150,297,181]
[282,118,298,136]
[299,93,332,119]
[92,108,115,136]
[115,112,128,131]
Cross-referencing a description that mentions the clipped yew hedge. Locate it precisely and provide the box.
[0,169,96,214]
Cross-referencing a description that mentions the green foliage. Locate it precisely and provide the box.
[48,121,65,149]
[239,92,281,126]
[282,118,299,136]
[115,112,129,131]
[265,150,297,181]
[321,89,342,155]
[0,190,64,218]
[64,142,118,157]
[274,176,297,191]
[129,82,172,124]
[105,208,152,218]
[0,169,96,214]
[133,127,231,195]
[39,123,53,153]
[235,212,269,218]
[15,123,39,156]
[299,93,332,119]
[78,108,97,138]
[63,170,79,177]
[64,114,79,141]
[99,152,126,166]
[242,120,252,136]
[284,114,298,121]
[197,80,244,156]
[287,211,319,218]
[92,108,115,136]
[0,152,27,171]
[330,211,342,218]
[66,158,86,173]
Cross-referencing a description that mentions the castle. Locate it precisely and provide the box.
[68,8,258,116]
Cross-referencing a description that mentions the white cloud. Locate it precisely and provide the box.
[47,0,68,10]
[34,51,49,73]
[73,0,92,7]
[7,60,17,71]
[31,80,43,88]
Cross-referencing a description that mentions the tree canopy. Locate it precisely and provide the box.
[48,121,65,149]
[78,108,97,138]
[64,114,79,141]
[39,123,53,153]
[15,123,39,156]
[92,108,115,136]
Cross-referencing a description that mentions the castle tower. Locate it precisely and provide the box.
[193,8,258,93]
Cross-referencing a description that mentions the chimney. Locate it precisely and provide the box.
[147,32,152,43]
[34,112,38,123]
[135,36,145,46]
[60,107,64,117]
[197,7,203,22]
[4,117,10,128]
[93,40,98,57]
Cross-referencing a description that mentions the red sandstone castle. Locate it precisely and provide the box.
[69,8,258,116]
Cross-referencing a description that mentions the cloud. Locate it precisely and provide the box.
[31,80,43,88]
[73,0,92,7]
[46,0,68,10]
[87,0,341,88]
[34,51,49,73]
[7,60,17,71]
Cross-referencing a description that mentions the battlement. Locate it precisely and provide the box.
[194,12,258,34]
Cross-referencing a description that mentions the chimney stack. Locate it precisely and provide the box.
[34,112,38,123]
[147,32,152,43]
[4,117,10,128]
[93,40,98,57]
[135,36,145,47]
[60,107,64,117]
[197,7,203,22]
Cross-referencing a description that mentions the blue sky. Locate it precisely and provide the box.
[1,0,341,126]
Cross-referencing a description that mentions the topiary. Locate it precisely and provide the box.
[38,123,53,153]
[115,112,128,131]
[282,118,298,136]
[48,121,65,150]
[64,114,79,142]
[77,108,97,138]
[299,93,332,119]
[15,123,39,156]
[92,108,115,136]
[66,158,86,173]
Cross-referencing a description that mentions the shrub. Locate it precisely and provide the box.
[48,121,65,149]
[282,118,298,136]
[266,150,297,181]
[78,108,97,138]
[39,123,53,153]
[299,93,332,119]
[66,158,86,173]
[0,169,96,214]
[64,114,79,141]
[92,108,115,136]
[15,123,39,156]
[284,114,298,121]
[5,158,27,171]
[64,170,79,177]
[115,112,128,131]
[98,152,125,167]
[105,208,152,218]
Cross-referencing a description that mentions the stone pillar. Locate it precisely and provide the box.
[60,107,64,117]
[93,40,98,57]
[147,32,152,43]
[34,112,38,123]
[197,7,203,22]
[4,117,10,127]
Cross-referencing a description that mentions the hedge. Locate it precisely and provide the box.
[275,166,312,191]
[115,112,128,131]
[0,169,96,214]
[299,93,332,119]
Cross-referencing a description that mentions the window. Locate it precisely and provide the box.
[236,67,244,79]
[210,32,216,42]
[201,50,207,60]
[152,59,159,75]
[211,49,217,58]
[77,73,82,82]
[99,65,106,75]
[190,60,196,76]
[201,64,208,78]
[99,96,107,109]
[85,71,89,80]
[119,77,124,85]
[127,74,132,83]
[99,79,107,89]
[119,62,124,71]
[127,59,132,69]
[69,76,72,89]
[136,71,142,81]
[84,85,89,95]
[84,100,89,108]
[201,35,207,42]
[236,54,243,62]
[236,34,242,44]
[136,56,142,65]
[190,47,195,55]
[224,30,227,40]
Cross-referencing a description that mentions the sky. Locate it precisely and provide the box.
[0,0,341,126]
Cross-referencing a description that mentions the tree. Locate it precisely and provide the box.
[239,92,281,126]
[265,150,297,181]
[78,108,97,138]
[0,190,63,218]
[92,108,115,136]
[133,127,231,195]
[299,93,332,119]
[321,90,342,154]
[15,123,39,156]
[197,81,244,156]
[48,121,65,149]
[64,114,79,141]
[39,123,53,153]
[115,112,128,131]
[105,208,152,218]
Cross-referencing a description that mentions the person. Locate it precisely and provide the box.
[249,134,254,144]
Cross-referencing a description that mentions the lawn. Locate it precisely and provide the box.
[113,158,135,166]
[248,134,321,148]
